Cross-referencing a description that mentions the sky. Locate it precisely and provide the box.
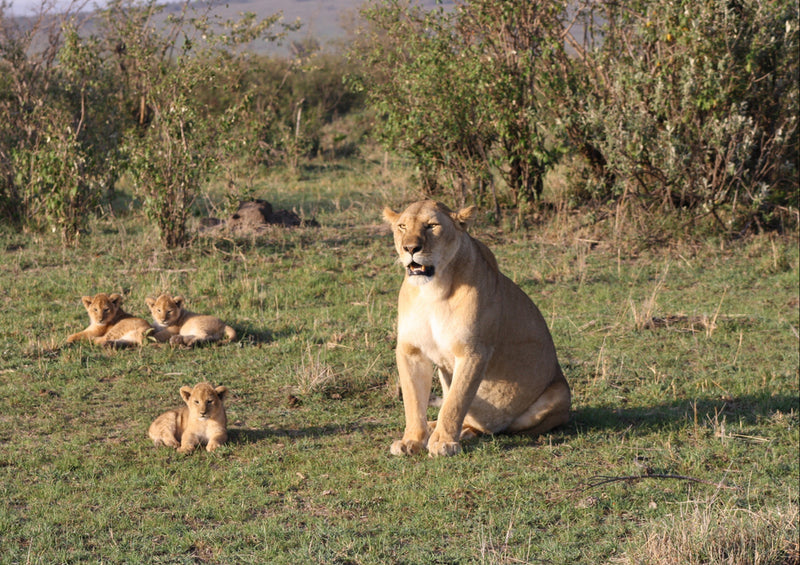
[5,0,107,15]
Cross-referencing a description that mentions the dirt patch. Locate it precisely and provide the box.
[199,200,318,236]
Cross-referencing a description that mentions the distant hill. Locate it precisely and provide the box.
[202,0,449,54]
[196,0,365,52]
[5,0,450,56]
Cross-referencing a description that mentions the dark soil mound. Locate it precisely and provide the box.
[200,200,317,236]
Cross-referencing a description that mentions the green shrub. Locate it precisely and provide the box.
[0,15,122,243]
[574,0,798,230]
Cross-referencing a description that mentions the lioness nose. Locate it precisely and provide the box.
[403,243,421,255]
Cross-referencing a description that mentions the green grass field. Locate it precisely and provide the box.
[0,156,797,564]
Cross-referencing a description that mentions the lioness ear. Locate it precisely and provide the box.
[81,296,93,308]
[214,386,228,401]
[145,297,155,308]
[454,205,478,229]
[109,293,123,306]
[180,386,193,403]
[382,207,399,224]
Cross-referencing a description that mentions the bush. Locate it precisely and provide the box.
[103,0,298,248]
[351,0,573,211]
[351,0,798,233]
[0,12,122,243]
[566,0,799,230]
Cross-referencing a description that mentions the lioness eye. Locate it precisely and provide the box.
[397,223,406,232]
[427,223,439,230]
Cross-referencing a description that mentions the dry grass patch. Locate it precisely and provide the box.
[618,501,799,565]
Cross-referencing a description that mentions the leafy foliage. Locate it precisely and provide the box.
[103,0,296,248]
[351,0,798,231]
[0,10,122,243]
[574,0,799,231]
[350,0,567,210]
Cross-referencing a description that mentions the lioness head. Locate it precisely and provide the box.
[180,382,227,421]
[382,200,477,286]
[81,293,124,325]
[145,293,185,326]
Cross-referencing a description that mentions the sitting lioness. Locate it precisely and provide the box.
[148,382,228,454]
[383,200,571,457]
[145,293,236,347]
[66,293,152,348]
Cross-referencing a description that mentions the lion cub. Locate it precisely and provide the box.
[66,293,152,348]
[148,382,228,453]
[145,293,236,347]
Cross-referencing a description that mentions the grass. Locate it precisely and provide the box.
[0,155,798,564]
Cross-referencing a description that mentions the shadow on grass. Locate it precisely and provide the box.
[234,324,308,345]
[571,392,798,435]
[460,392,799,453]
[228,422,385,445]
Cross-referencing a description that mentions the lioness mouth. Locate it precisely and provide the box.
[407,262,435,277]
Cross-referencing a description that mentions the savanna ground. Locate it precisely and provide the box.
[0,153,798,564]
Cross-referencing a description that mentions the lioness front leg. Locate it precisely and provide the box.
[428,350,490,457]
[391,343,433,456]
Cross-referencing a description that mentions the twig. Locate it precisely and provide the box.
[118,268,197,274]
[579,473,739,492]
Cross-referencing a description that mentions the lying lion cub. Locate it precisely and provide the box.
[145,293,236,347]
[383,200,571,457]
[148,382,228,453]
[66,293,152,348]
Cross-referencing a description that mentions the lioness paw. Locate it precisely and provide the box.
[427,440,461,457]
[390,439,425,456]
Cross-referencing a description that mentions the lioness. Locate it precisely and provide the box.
[148,382,228,454]
[145,293,236,347]
[383,200,571,456]
[66,293,152,348]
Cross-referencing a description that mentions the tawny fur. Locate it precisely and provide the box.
[383,200,571,457]
[66,293,152,348]
[145,293,236,347]
[148,382,228,454]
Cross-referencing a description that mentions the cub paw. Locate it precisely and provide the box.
[169,335,186,347]
[390,439,425,456]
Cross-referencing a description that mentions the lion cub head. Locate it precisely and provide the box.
[145,293,185,327]
[82,293,125,325]
[181,382,227,422]
[383,200,477,286]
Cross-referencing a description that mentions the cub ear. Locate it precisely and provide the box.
[81,296,93,308]
[145,297,155,308]
[173,296,185,308]
[214,386,228,401]
[180,386,193,403]
[382,207,399,224]
[453,205,478,229]
[109,293,123,306]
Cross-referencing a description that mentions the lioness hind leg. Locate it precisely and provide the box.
[507,378,571,435]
